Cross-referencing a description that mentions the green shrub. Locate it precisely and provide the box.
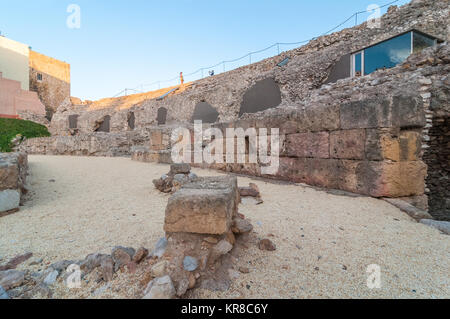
[0,118,50,152]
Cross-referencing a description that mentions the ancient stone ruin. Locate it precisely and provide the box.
[17,0,449,221]
[144,173,255,298]
[0,152,28,216]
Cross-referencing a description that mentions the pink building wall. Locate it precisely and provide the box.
[0,72,45,118]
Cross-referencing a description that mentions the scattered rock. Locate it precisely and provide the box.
[188,273,196,289]
[132,247,149,264]
[232,217,253,234]
[151,260,169,278]
[258,239,276,251]
[153,164,197,193]
[228,269,240,280]
[176,277,190,296]
[239,267,250,274]
[183,256,199,272]
[100,256,114,282]
[51,260,76,273]
[170,163,191,175]
[31,283,52,298]
[142,275,176,299]
[0,270,25,290]
[126,261,137,274]
[92,283,110,297]
[0,252,33,271]
[420,219,450,235]
[43,270,59,286]
[0,190,21,215]
[204,237,219,244]
[111,247,135,272]
[152,238,168,258]
[29,258,43,266]
[239,186,260,198]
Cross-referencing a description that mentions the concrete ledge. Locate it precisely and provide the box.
[383,198,433,221]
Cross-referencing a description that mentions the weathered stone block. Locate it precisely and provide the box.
[391,96,425,129]
[293,104,340,132]
[164,176,238,235]
[365,129,421,161]
[277,157,359,192]
[0,190,20,214]
[169,163,191,175]
[285,132,329,158]
[341,98,391,129]
[330,129,365,160]
[357,161,427,197]
[0,163,19,191]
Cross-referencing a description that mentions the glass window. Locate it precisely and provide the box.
[413,32,436,53]
[364,32,412,75]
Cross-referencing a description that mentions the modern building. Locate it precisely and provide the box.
[0,36,70,120]
[326,30,441,83]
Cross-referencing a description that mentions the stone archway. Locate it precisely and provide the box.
[191,102,219,123]
[157,107,168,125]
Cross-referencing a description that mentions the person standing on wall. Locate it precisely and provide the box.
[180,72,184,85]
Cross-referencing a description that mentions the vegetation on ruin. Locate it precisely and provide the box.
[0,118,50,152]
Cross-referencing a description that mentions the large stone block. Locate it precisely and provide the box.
[330,129,365,160]
[164,176,238,235]
[277,157,359,192]
[356,161,427,197]
[341,98,391,129]
[0,190,20,214]
[0,161,19,191]
[391,96,425,129]
[285,132,329,158]
[293,104,340,132]
[365,129,421,161]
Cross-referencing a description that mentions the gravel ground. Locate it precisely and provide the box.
[0,155,448,299]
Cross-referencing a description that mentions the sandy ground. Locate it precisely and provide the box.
[0,155,449,299]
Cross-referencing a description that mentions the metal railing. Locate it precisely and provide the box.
[112,0,407,97]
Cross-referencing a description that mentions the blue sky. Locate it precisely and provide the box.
[0,0,411,100]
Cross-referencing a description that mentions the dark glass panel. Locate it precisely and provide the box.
[364,32,412,75]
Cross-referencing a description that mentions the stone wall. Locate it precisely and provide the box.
[19,131,148,157]
[29,50,71,120]
[0,152,28,215]
[133,44,449,205]
[423,73,450,220]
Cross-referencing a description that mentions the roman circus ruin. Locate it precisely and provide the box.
[21,0,449,220]
[1,0,449,299]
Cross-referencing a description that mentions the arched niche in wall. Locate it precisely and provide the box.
[324,54,351,84]
[128,112,135,130]
[95,115,111,132]
[191,102,219,123]
[239,78,282,117]
[68,114,79,129]
[157,107,168,125]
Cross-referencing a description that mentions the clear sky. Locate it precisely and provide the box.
[0,0,411,100]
